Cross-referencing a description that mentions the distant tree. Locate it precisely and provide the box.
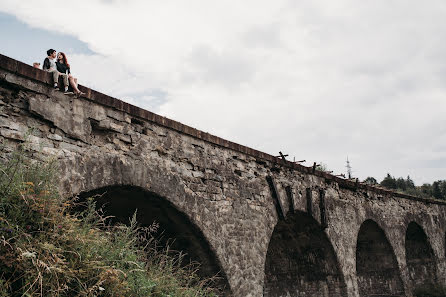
[440,180,446,200]
[404,187,419,197]
[316,162,329,172]
[362,172,443,200]
[396,177,407,191]
[381,173,397,189]
[406,176,415,189]
[420,183,433,197]
[364,177,378,185]
[433,181,442,199]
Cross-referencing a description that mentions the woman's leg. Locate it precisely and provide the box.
[69,76,80,93]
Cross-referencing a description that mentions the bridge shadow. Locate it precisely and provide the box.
[405,221,437,292]
[263,211,347,297]
[76,185,231,295]
[356,219,404,297]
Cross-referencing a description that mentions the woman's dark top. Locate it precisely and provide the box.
[56,62,71,74]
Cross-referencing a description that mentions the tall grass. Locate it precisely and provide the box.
[0,144,217,296]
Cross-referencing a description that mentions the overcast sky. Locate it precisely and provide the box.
[0,1,445,184]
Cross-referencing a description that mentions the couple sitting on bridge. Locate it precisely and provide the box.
[42,49,85,97]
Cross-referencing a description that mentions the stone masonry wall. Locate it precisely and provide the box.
[1,54,446,297]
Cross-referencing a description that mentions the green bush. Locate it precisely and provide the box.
[0,144,217,296]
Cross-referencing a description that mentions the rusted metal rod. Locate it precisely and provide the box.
[276,151,288,160]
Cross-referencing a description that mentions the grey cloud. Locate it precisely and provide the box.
[242,24,282,48]
[415,158,446,170]
[186,46,255,87]
[433,145,446,153]
[137,89,168,113]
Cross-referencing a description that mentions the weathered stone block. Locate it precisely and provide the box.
[0,128,25,141]
[48,133,63,141]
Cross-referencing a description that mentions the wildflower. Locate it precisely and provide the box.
[24,182,34,186]
[21,251,36,258]
[39,190,50,196]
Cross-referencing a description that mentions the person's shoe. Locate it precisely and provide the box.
[76,91,86,98]
[64,91,74,95]
[53,83,58,89]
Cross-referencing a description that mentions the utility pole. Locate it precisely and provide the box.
[346,157,352,179]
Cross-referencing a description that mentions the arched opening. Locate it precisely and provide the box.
[405,222,437,289]
[77,185,231,294]
[264,212,347,297]
[356,220,404,297]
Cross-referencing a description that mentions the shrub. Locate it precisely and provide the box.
[0,144,217,296]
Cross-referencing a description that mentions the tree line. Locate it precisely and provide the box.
[363,174,446,200]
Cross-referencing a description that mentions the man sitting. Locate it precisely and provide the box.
[43,49,69,94]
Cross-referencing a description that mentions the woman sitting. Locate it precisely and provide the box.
[56,52,85,97]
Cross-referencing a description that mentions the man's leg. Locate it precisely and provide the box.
[60,74,70,93]
[49,69,59,88]
[61,74,69,91]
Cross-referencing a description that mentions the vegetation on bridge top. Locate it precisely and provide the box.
[364,174,446,201]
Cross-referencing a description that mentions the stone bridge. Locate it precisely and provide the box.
[1,54,445,297]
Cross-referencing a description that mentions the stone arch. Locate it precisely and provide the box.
[356,219,404,297]
[263,211,347,297]
[77,185,231,294]
[405,221,437,289]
